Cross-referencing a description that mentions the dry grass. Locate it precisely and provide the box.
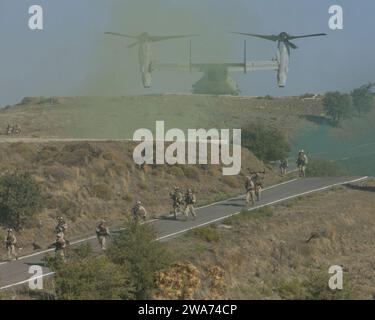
[166,179,375,300]
[0,95,323,139]
[0,140,279,259]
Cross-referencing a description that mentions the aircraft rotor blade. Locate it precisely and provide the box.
[150,34,199,42]
[288,33,327,40]
[286,40,298,49]
[231,32,280,42]
[104,32,139,39]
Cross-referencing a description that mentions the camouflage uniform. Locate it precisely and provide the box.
[253,172,264,201]
[132,201,147,222]
[184,189,197,220]
[53,234,66,261]
[279,159,288,176]
[96,221,110,250]
[296,150,308,178]
[55,217,68,237]
[4,229,18,260]
[170,187,183,219]
[245,176,255,206]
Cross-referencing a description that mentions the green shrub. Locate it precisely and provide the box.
[0,171,43,229]
[242,123,291,162]
[306,159,347,177]
[107,221,170,299]
[303,271,356,300]
[275,271,356,300]
[351,83,374,115]
[323,91,353,126]
[52,255,135,300]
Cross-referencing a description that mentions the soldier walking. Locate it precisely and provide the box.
[296,150,308,178]
[51,234,66,262]
[279,158,288,176]
[132,201,147,222]
[4,229,18,261]
[96,220,110,250]
[253,171,265,202]
[55,216,68,236]
[245,175,255,206]
[184,189,197,220]
[170,187,183,219]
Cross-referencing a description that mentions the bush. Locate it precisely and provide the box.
[242,123,291,162]
[306,159,347,177]
[351,83,374,115]
[0,171,43,229]
[52,254,135,300]
[303,271,356,300]
[275,270,356,300]
[323,92,353,126]
[107,221,170,299]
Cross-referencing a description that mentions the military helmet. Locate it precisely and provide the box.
[136,201,142,205]
[174,186,180,190]
[187,189,193,193]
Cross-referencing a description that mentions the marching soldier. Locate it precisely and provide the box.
[4,229,18,261]
[132,201,147,222]
[245,175,255,206]
[252,170,265,202]
[279,158,288,176]
[55,216,68,236]
[170,187,184,219]
[50,234,66,262]
[96,220,110,250]
[296,150,308,178]
[184,189,197,220]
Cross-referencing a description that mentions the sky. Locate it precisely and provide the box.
[0,0,374,106]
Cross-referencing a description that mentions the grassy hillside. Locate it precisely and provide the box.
[0,141,279,259]
[164,179,375,300]
[0,95,323,139]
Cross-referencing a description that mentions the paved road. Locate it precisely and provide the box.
[0,176,367,290]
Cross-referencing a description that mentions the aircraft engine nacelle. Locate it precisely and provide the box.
[142,72,152,88]
[276,42,290,88]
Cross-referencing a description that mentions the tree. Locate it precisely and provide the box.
[241,123,291,162]
[323,91,353,126]
[351,83,375,115]
[0,171,43,229]
[107,221,171,299]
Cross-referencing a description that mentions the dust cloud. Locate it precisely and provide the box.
[78,0,262,96]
